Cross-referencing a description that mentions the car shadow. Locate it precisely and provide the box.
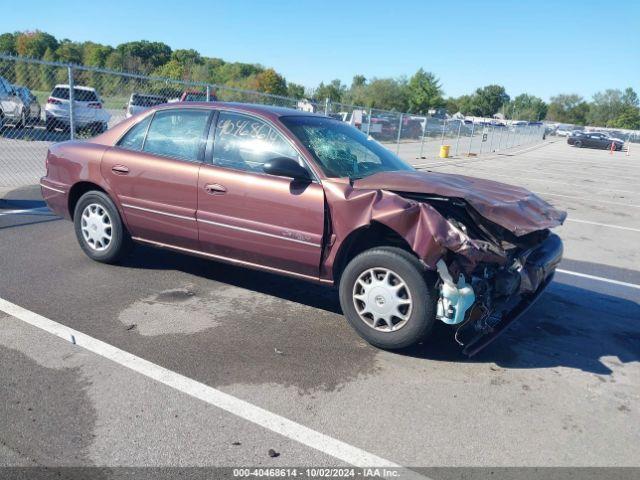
[401,281,639,375]
[122,244,343,315]
[121,245,639,376]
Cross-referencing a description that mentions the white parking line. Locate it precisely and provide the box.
[543,192,640,208]
[0,297,423,477]
[0,207,52,216]
[557,269,640,290]
[565,218,640,233]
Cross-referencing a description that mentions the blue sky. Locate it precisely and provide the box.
[3,0,639,100]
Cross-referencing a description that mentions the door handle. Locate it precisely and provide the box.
[111,165,129,175]
[204,183,227,195]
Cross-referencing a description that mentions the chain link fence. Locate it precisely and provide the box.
[1,54,550,188]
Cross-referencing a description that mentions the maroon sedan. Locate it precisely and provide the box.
[41,103,565,354]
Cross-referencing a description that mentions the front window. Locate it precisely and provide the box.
[281,115,414,179]
[212,111,302,173]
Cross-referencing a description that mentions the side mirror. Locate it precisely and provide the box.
[263,157,311,182]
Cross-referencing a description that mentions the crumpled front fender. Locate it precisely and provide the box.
[322,181,507,280]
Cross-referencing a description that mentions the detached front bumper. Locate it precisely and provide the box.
[456,233,563,356]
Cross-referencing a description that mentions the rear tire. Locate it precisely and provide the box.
[73,191,131,264]
[574,140,583,148]
[338,247,437,350]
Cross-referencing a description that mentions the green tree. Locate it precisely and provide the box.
[0,32,17,54]
[55,40,83,64]
[547,94,590,125]
[15,31,58,58]
[362,78,408,111]
[314,79,346,103]
[587,89,627,126]
[622,87,639,108]
[609,107,640,130]
[406,68,443,114]
[351,75,366,88]
[470,85,509,117]
[39,47,57,90]
[506,93,548,121]
[153,60,186,80]
[115,40,172,73]
[286,82,306,99]
[255,68,287,95]
[82,42,113,67]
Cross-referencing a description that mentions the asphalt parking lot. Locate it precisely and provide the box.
[1,139,639,475]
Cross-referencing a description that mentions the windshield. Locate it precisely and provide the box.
[281,115,414,179]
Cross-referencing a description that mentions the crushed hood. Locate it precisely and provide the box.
[354,170,566,236]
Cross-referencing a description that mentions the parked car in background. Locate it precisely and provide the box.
[41,102,565,355]
[568,131,624,150]
[14,85,41,125]
[0,76,27,128]
[125,93,168,118]
[180,90,217,102]
[45,85,111,134]
[556,125,573,136]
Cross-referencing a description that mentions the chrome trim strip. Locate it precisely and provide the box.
[131,236,331,284]
[197,218,321,248]
[121,203,196,221]
[39,183,66,194]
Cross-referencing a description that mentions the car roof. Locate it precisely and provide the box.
[53,84,96,91]
[152,101,327,120]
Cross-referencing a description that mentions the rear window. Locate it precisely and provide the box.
[51,87,99,102]
[131,94,167,107]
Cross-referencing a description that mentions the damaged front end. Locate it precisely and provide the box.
[323,172,566,356]
[434,232,562,356]
[403,191,564,356]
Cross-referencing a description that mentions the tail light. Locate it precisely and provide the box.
[47,97,61,104]
[88,103,102,109]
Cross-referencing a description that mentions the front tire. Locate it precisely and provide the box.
[338,247,437,350]
[574,140,583,148]
[73,191,131,264]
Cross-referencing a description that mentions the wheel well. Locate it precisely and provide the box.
[68,182,106,219]
[333,222,417,284]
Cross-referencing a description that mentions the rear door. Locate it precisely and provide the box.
[101,108,212,250]
[196,110,325,279]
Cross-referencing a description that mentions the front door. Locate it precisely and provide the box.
[196,111,325,279]
[101,108,212,250]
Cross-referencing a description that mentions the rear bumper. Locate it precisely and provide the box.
[40,178,70,220]
[457,233,563,356]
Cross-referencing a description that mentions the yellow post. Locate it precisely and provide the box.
[439,145,450,158]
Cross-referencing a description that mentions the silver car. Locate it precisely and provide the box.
[0,76,27,128]
[13,86,41,125]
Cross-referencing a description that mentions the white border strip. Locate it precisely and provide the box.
[556,269,640,290]
[0,297,423,476]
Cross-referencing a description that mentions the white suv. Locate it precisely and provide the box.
[45,85,111,133]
